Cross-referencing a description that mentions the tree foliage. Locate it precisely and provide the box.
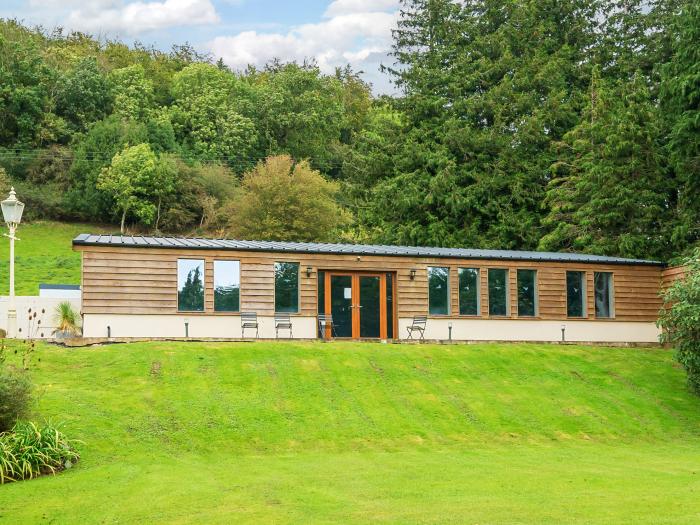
[658,250,700,394]
[225,155,350,242]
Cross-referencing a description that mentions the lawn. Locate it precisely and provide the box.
[0,340,698,524]
[0,221,112,295]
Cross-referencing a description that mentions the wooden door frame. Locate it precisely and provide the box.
[323,270,396,339]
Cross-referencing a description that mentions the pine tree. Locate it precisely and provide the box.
[540,69,667,258]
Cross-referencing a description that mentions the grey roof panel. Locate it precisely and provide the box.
[72,234,664,266]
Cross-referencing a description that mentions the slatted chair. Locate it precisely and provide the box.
[275,313,293,339]
[241,312,259,339]
[406,315,427,340]
[317,314,337,340]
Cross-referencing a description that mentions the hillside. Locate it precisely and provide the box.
[0,341,698,523]
[0,221,112,296]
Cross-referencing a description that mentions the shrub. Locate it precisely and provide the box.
[658,248,700,394]
[0,421,80,484]
[53,301,81,337]
[0,368,32,433]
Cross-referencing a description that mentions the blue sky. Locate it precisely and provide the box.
[0,0,400,93]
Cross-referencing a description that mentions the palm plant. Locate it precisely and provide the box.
[52,302,81,337]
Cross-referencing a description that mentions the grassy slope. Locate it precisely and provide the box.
[0,340,698,524]
[0,221,111,296]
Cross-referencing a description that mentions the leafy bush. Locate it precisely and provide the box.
[658,248,700,394]
[0,367,32,433]
[0,421,80,484]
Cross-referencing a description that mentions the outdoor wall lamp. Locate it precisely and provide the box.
[448,321,453,341]
[410,269,417,280]
[306,266,313,278]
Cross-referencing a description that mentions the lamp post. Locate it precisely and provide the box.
[2,188,24,338]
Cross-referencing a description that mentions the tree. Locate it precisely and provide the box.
[97,143,161,233]
[658,249,700,394]
[540,70,668,259]
[225,155,351,242]
[109,64,155,122]
[55,57,113,130]
[660,1,700,252]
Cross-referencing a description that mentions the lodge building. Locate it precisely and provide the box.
[72,234,668,343]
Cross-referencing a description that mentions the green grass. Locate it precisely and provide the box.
[0,340,698,524]
[0,221,112,295]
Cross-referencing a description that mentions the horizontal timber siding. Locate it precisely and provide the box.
[77,246,663,322]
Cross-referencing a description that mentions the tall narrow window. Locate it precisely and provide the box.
[488,268,508,316]
[428,267,449,315]
[386,272,394,338]
[594,272,614,318]
[517,269,537,317]
[566,271,586,318]
[177,259,204,312]
[458,268,479,315]
[275,262,299,313]
[214,260,240,312]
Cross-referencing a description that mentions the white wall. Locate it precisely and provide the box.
[82,314,317,339]
[83,313,661,343]
[0,296,82,338]
[398,318,661,343]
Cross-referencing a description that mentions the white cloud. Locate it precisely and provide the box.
[324,0,399,17]
[65,0,219,36]
[208,3,399,93]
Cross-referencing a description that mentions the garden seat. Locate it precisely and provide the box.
[275,313,293,338]
[241,312,259,338]
[406,315,427,340]
[317,314,337,339]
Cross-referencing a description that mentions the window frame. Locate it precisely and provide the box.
[177,258,206,313]
[594,271,615,319]
[274,261,300,314]
[213,259,241,313]
[487,268,510,317]
[458,267,480,316]
[566,270,587,319]
[516,268,538,318]
[427,266,450,316]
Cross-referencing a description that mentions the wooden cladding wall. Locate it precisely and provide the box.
[661,265,687,293]
[77,246,663,322]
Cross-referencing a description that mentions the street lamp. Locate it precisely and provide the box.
[2,188,24,338]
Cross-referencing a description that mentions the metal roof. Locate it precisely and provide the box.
[72,233,664,266]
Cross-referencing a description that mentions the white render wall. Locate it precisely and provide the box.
[82,314,318,339]
[398,318,661,343]
[83,313,661,343]
[0,296,82,338]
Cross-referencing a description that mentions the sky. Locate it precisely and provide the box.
[0,0,401,94]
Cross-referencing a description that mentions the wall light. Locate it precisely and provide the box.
[410,269,417,280]
[306,266,313,278]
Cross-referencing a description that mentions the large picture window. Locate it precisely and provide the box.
[594,272,614,318]
[517,269,537,317]
[178,259,204,312]
[488,268,508,316]
[566,271,586,318]
[428,267,449,315]
[458,268,479,315]
[275,262,299,313]
[214,260,240,312]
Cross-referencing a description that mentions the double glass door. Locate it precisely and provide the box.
[322,272,394,339]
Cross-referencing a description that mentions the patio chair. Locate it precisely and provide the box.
[406,315,427,340]
[317,314,337,339]
[275,313,293,338]
[241,312,259,338]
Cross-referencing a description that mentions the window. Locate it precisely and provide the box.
[566,271,586,318]
[386,272,394,339]
[428,267,449,315]
[177,259,204,312]
[458,268,479,315]
[214,260,240,312]
[275,262,299,313]
[594,272,614,318]
[517,269,537,317]
[488,269,508,316]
